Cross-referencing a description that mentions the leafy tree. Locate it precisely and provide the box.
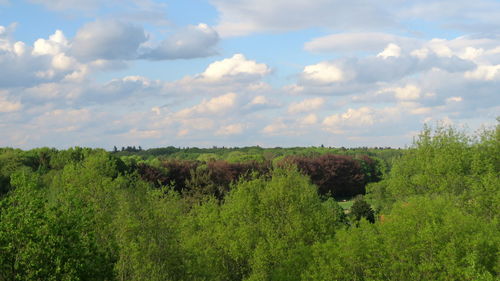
[182,168,346,281]
[0,170,113,280]
[349,195,375,223]
[114,183,186,281]
[281,154,366,198]
[367,122,500,216]
[304,196,499,281]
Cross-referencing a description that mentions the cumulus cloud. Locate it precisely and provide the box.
[2,3,499,149]
[159,53,272,97]
[32,30,70,56]
[288,97,325,113]
[97,75,164,102]
[323,107,377,128]
[0,27,82,87]
[216,123,245,135]
[262,120,288,135]
[299,113,318,126]
[387,84,422,101]
[289,36,484,97]
[0,90,22,112]
[464,65,500,80]
[142,23,219,60]
[176,93,238,118]
[249,95,269,106]
[302,62,349,84]
[241,95,281,112]
[377,43,402,59]
[200,53,271,81]
[71,20,147,61]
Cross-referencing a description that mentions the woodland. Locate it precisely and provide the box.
[0,122,498,281]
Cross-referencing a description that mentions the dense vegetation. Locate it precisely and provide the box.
[0,122,498,280]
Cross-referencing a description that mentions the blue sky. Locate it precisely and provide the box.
[0,0,499,149]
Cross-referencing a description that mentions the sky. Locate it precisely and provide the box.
[0,0,499,149]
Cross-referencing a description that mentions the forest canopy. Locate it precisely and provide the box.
[0,121,498,280]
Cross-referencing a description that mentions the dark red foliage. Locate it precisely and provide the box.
[137,163,171,188]
[138,154,377,199]
[207,160,271,188]
[137,160,271,198]
[280,154,366,198]
[137,160,199,192]
[161,160,199,192]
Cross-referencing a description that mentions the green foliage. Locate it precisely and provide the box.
[0,120,497,280]
[0,170,113,281]
[349,195,375,223]
[367,122,500,216]
[0,149,29,195]
[114,183,186,281]
[304,196,499,281]
[181,168,345,281]
[224,151,265,163]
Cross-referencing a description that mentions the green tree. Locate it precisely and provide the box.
[114,182,187,281]
[0,170,113,280]
[182,168,345,281]
[304,196,499,281]
[349,195,375,223]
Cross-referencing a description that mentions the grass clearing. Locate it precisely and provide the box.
[338,200,354,210]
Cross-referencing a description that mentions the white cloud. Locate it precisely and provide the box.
[0,91,22,112]
[262,120,287,135]
[52,53,77,70]
[289,35,489,97]
[323,107,376,128]
[446,96,463,103]
[216,123,245,135]
[459,47,484,61]
[32,30,69,56]
[288,97,325,113]
[179,118,215,131]
[302,62,347,84]
[393,84,421,100]
[71,19,147,61]
[211,0,393,37]
[426,39,454,57]
[151,106,161,115]
[177,129,190,137]
[249,95,268,105]
[176,93,237,117]
[35,108,92,128]
[305,32,415,54]
[377,43,402,59]
[127,128,161,139]
[464,65,500,80]
[0,27,81,87]
[160,54,273,98]
[399,0,500,32]
[299,113,318,126]
[1,6,499,149]
[200,53,270,81]
[142,23,219,60]
[213,0,500,36]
